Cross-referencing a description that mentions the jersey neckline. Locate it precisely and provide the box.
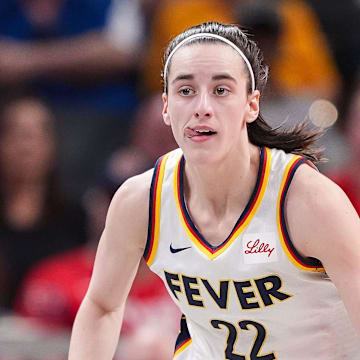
[173,147,272,260]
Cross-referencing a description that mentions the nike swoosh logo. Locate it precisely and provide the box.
[170,244,192,254]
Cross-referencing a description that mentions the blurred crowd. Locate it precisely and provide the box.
[0,0,359,359]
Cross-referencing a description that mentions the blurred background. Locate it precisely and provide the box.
[0,0,358,358]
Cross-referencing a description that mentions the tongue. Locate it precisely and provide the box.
[185,128,215,138]
[184,128,198,138]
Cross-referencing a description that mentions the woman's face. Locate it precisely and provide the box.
[162,42,259,165]
[0,99,55,182]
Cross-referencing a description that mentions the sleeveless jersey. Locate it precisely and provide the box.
[143,147,360,359]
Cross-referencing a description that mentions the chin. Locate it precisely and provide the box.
[182,146,224,166]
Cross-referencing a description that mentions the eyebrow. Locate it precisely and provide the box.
[171,74,194,84]
[212,73,237,83]
[171,73,237,85]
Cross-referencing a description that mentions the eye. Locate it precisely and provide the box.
[215,87,230,96]
[179,87,195,96]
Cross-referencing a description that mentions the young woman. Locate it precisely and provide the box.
[69,22,360,359]
[0,97,86,310]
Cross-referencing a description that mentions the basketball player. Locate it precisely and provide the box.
[68,22,360,359]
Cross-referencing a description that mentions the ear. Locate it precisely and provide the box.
[162,93,171,126]
[245,90,260,124]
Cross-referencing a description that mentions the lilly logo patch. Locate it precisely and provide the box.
[242,233,278,264]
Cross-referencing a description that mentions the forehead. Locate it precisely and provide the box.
[168,43,247,82]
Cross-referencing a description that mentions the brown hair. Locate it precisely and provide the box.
[162,21,324,163]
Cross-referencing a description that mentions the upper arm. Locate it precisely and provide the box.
[85,169,153,313]
[286,164,360,331]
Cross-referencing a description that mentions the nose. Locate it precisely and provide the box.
[194,92,213,119]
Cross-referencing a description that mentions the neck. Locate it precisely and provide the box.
[184,144,260,219]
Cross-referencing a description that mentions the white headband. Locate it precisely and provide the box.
[163,33,255,93]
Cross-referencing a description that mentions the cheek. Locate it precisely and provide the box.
[169,118,183,143]
[167,100,189,128]
[224,107,246,130]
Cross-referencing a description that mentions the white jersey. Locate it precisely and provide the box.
[143,147,360,359]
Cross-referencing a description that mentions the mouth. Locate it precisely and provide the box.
[185,126,217,138]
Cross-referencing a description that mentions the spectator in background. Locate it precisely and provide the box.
[130,94,177,163]
[143,0,340,100]
[262,0,341,100]
[14,146,149,329]
[0,97,87,311]
[236,0,312,127]
[237,0,348,170]
[0,0,142,111]
[305,0,360,129]
[0,0,145,199]
[327,77,360,214]
[142,0,234,94]
[15,146,179,359]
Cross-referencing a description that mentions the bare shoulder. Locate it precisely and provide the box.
[286,163,360,336]
[109,168,153,215]
[285,163,359,259]
[84,168,154,311]
[104,168,154,252]
[287,163,356,220]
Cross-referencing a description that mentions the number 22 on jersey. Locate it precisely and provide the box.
[210,319,276,360]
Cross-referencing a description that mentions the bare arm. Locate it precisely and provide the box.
[0,0,144,84]
[287,164,360,334]
[68,169,152,359]
[0,31,136,84]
